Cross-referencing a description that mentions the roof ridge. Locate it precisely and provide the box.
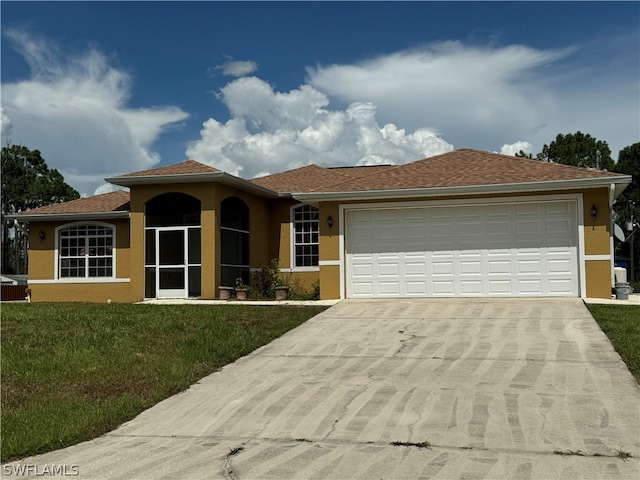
[119,160,221,178]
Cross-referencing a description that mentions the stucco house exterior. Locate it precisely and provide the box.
[10,149,631,302]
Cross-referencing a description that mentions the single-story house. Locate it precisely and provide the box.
[9,148,631,302]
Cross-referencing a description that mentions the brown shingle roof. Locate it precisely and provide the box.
[120,160,220,177]
[250,164,395,193]
[19,190,130,216]
[304,149,627,192]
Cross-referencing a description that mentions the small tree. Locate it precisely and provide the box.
[1,144,80,274]
[514,150,533,159]
[613,142,640,284]
[536,131,614,170]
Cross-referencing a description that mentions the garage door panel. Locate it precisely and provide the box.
[461,280,483,294]
[547,259,573,274]
[433,281,454,295]
[406,281,427,295]
[518,260,542,274]
[518,279,543,294]
[516,204,540,215]
[487,221,510,235]
[405,262,427,276]
[489,280,513,294]
[460,261,482,275]
[379,263,400,276]
[432,261,454,275]
[346,200,578,298]
[488,260,511,274]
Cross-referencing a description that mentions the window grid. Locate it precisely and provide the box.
[293,205,319,267]
[59,225,114,278]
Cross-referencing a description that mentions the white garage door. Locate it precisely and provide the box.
[345,200,579,298]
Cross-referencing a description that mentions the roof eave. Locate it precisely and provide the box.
[5,211,130,223]
[105,172,279,198]
[105,172,224,186]
[293,176,632,205]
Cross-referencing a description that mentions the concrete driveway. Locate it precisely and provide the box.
[7,299,640,479]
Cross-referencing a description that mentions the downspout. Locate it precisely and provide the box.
[609,183,616,290]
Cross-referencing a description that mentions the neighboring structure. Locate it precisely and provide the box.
[8,149,631,302]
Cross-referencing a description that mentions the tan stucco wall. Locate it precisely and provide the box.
[585,260,613,299]
[582,188,611,255]
[268,199,320,295]
[28,282,137,303]
[318,202,340,300]
[26,218,133,302]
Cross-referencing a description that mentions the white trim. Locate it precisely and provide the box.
[30,278,130,284]
[577,195,586,299]
[296,176,631,205]
[585,255,612,261]
[54,221,118,282]
[339,207,346,299]
[319,260,340,266]
[339,194,586,300]
[9,211,129,223]
[106,171,279,198]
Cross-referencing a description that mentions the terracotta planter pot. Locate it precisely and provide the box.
[218,286,233,300]
[275,286,289,301]
[235,289,248,301]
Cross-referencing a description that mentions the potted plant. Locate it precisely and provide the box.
[275,285,289,301]
[235,278,249,300]
[218,286,234,300]
[269,258,289,300]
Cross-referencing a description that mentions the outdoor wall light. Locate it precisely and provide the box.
[591,205,598,220]
[327,215,334,228]
[39,230,46,242]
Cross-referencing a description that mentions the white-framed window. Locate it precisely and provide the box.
[57,223,115,279]
[291,204,319,269]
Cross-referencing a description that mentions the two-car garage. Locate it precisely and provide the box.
[344,196,580,298]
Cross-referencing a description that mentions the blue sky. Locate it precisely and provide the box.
[2,1,638,196]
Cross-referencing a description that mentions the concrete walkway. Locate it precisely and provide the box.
[6,299,640,479]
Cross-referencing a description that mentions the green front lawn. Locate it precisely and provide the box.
[0,303,326,462]
[587,304,640,383]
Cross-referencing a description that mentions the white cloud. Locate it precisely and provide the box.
[1,105,13,140]
[1,30,188,196]
[500,141,533,156]
[93,183,123,196]
[306,42,567,151]
[305,41,638,158]
[211,57,258,77]
[186,77,453,178]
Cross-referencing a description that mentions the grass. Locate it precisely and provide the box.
[587,304,640,383]
[0,302,326,462]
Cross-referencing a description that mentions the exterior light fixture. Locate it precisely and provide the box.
[39,230,46,242]
[327,215,334,228]
[591,205,598,220]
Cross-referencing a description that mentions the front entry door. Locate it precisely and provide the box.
[145,226,201,299]
[158,229,186,298]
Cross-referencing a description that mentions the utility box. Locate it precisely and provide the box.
[614,267,628,284]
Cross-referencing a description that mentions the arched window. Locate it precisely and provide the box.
[291,204,319,268]
[57,223,115,279]
[220,197,250,286]
[146,192,200,227]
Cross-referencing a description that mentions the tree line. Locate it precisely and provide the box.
[2,133,640,280]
